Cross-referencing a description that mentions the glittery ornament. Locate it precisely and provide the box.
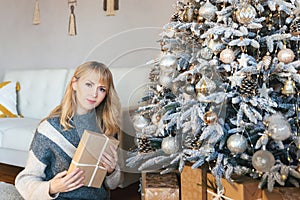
[277,47,295,64]
[220,48,235,64]
[236,3,257,24]
[195,75,216,95]
[227,134,248,154]
[203,110,218,125]
[252,150,275,172]
[161,136,179,154]
[133,115,150,132]
[281,77,296,95]
[266,113,291,141]
[262,53,272,69]
[198,0,217,21]
[199,47,214,60]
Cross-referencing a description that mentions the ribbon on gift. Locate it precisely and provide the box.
[71,134,109,187]
[207,188,233,200]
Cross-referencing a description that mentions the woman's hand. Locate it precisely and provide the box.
[49,168,84,195]
[101,145,118,174]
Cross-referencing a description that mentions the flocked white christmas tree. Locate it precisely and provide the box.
[127,0,300,192]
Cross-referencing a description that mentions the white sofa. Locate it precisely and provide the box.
[0,66,149,187]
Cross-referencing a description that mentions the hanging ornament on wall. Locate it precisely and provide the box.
[68,0,77,36]
[220,48,235,64]
[277,46,295,64]
[281,77,296,96]
[252,150,275,172]
[103,0,119,16]
[33,0,40,25]
[235,2,257,24]
[227,133,248,154]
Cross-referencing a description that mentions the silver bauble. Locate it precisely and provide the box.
[199,47,214,60]
[185,83,196,95]
[227,134,248,154]
[160,54,177,68]
[220,48,235,64]
[266,113,291,141]
[236,3,257,24]
[198,0,217,21]
[161,136,179,154]
[277,48,295,64]
[133,115,150,132]
[252,150,275,172]
[159,75,173,88]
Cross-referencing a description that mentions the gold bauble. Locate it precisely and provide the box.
[277,48,295,64]
[281,77,296,95]
[203,110,218,125]
[220,48,235,64]
[236,3,257,24]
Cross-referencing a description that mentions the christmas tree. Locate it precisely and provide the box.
[127,0,300,192]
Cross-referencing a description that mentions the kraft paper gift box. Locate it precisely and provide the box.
[68,130,119,188]
[181,164,262,200]
[141,171,180,200]
[262,187,300,200]
[181,163,208,200]
[206,173,262,200]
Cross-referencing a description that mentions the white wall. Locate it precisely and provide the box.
[0,0,176,79]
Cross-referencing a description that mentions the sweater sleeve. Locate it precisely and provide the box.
[15,150,59,200]
[104,164,122,190]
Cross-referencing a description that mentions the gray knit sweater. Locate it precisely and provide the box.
[15,111,121,200]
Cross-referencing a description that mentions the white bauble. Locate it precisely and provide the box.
[161,136,179,154]
[252,150,275,172]
[227,134,248,154]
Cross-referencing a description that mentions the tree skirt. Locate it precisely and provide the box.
[0,182,23,200]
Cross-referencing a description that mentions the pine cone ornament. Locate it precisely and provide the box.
[137,137,155,153]
[239,76,258,97]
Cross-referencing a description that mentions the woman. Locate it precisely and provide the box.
[15,61,122,200]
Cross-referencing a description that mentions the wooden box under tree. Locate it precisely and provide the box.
[141,171,180,200]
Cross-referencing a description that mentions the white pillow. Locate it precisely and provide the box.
[0,81,20,118]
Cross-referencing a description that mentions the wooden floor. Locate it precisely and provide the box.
[0,163,140,200]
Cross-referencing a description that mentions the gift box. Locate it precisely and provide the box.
[262,187,300,200]
[181,164,262,200]
[206,173,262,200]
[181,163,208,200]
[68,130,119,188]
[141,171,180,200]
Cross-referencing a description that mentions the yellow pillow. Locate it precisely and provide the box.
[0,81,20,118]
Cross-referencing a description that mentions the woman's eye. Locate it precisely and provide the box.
[99,87,106,92]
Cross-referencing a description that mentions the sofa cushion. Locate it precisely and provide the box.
[0,81,20,118]
[0,118,39,151]
[3,69,69,119]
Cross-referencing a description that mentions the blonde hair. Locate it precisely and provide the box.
[45,61,121,136]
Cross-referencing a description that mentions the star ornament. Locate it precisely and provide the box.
[237,53,249,68]
[258,83,272,99]
[228,73,245,87]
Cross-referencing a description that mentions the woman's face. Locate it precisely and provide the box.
[72,72,108,115]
